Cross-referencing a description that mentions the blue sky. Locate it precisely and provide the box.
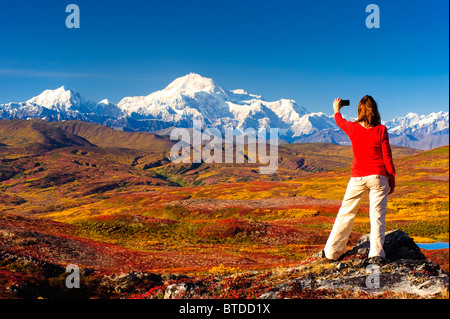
[0,0,448,120]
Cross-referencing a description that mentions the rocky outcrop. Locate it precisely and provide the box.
[258,229,448,298]
[347,229,426,261]
[150,229,448,299]
[2,229,448,299]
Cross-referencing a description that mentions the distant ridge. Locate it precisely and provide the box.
[1,73,448,150]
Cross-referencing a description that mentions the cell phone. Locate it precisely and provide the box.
[341,100,350,106]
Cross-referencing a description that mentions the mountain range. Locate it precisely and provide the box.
[0,73,448,150]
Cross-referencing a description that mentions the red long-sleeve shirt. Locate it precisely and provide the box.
[335,113,395,186]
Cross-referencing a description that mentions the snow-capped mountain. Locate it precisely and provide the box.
[293,111,450,149]
[116,73,308,132]
[95,99,124,118]
[26,86,94,113]
[383,111,449,150]
[289,112,338,137]
[385,111,449,135]
[0,73,448,150]
[0,86,97,121]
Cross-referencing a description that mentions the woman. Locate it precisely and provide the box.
[323,95,395,261]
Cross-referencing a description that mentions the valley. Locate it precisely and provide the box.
[0,119,448,298]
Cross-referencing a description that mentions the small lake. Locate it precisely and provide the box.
[417,242,449,250]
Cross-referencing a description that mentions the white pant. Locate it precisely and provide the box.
[324,174,389,260]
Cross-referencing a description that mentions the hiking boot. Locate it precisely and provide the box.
[316,250,336,262]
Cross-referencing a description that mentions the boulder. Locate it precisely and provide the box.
[349,229,426,261]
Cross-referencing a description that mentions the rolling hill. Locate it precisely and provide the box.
[0,119,93,152]
[50,120,174,151]
[0,118,447,299]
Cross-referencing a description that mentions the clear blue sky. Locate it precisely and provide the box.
[0,0,448,120]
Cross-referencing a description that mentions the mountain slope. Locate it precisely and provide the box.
[0,119,93,151]
[50,120,174,151]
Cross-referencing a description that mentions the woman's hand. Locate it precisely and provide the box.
[388,186,395,195]
[333,98,343,114]
[388,177,395,195]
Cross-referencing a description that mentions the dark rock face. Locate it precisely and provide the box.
[348,229,426,261]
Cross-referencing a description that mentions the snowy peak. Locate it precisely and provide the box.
[385,111,449,134]
[117,73,227,118]
[230,89,248,95]
[162,73,225,96]
[95,99,123,118]
[289,112,337,137]
[98,99,110,105]
[115,73,310,131]
[26,86,94,113]
[265,99,309,125]
[27,86,77,107]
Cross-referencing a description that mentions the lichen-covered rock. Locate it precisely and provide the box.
[101,271,162,294]
[164,282,192,299]
[311,258,448,297]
